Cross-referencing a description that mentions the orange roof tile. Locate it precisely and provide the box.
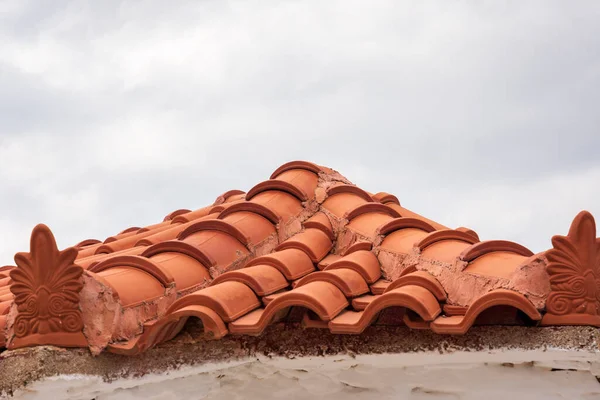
[0,160,598,354]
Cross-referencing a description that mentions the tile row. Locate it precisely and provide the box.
[4,160,594,354]
[101,164,543,354]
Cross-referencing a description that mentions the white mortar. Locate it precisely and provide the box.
[8,349,600,400]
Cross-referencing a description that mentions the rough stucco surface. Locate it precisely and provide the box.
[1,323,600,398]
[9,352,600,400]
[375,249,552,309]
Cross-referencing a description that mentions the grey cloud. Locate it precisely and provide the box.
[1,0,599,263]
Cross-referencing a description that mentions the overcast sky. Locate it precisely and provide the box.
[1,1,599,265]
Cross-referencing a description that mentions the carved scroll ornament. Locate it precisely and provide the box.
[8,224,88,348]
[542,211,600,326]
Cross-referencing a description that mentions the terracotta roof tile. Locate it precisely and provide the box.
[142,240,213,271]
[96,222,178,254]
[416,229,479,251]
[135,213,221,246]
[385,202,448,231]
[346,208,397,239]
[420,238,473,263]
[213,189,246,205]
[0,266,15,279]
[210,265,288,297]
[1,161,598,355]
[384,271,447,301]
[249,190,303,223]
[303,212,334,240]
[329,285,441,334]
[217,202,280,225]
[327,184,374,202]
[250,169,318,202]
[380,227,432,254]
[95,265,167,307]
[90,255,174,286]
[324,250,381,284]
[178,219,252,248]
[171,281,261,322]
[372,191,400,205]
[269,160,324,179]
[118,226,142,235]
[246,248,315,280]
[342,241,372,255]
[74,238,102,248]
[294,268,370,298]
[369,279,390,295]
[229,281,349,335]
[275,228,333,262]
[162,208,192,222]
[76,242,106,258]
[171,206,214,223]
[321,191,369,218]
[145,251,210,291]
[430,289,541,334]
[219,211,276,246]
[317,253,341,270]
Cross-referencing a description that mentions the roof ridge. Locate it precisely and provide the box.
[0,160,597,356]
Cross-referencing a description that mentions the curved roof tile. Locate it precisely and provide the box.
[271,169,319,200]
[385,271,447,301]
[210,265,288,297]
[269,160,323,179]
[90,255,174,286]
[248,190,304,223]
[275,228,333,262]
[380,228,431,254]
[229,281,348,335]
[163,209,191,222]
[325,250,381,284]
[142,240,215,270]
[321,192,369,218]
[246,248,315,280]
[327,185,374,202]
[303,212,334,240]
[217,202,280,225]
[246,179,309,202]
[95,266,167,307]
[459,240,534,262]
[146,251,211,292]
[378,217,436,236]
[342,241,372,255]
[220,211,276,246]
[372,192,400,205]
[171,206,214,224]
[3,160,595,355]
[329,285,441,334]
[346,202,401,220]
[178,219,251,247]
[213,189,246,205]
[430,289,541,334]
[417,229,480,251]
[294,269,370,298]
[168,281,260,322]
[180,230,250,270]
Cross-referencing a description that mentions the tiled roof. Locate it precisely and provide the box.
[0,161,598,355]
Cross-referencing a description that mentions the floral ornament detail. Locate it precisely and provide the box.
[8,224,88,348]
[542,211,600,326]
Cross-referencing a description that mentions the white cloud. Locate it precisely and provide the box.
[0,0,599,263]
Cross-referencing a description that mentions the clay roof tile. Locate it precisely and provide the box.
[2,160,596,356]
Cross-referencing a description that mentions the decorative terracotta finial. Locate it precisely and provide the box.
[8,224,88,348]
[542,211,600,326]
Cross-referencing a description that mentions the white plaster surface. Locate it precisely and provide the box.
[7,349,600,400]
